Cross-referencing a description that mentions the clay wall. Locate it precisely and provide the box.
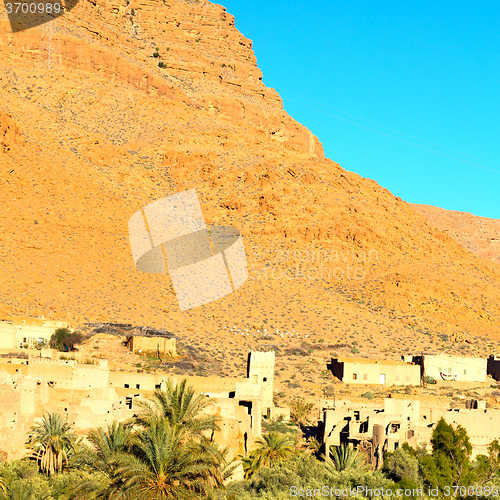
[108,371,249,394]
[0,350,275,461]
[209,397,262,458]
[0,319,72,349]
[125,335,177,356]
[417,355,487,382]
[73,364,110,389]
[321,398,500,459]
[247,350,275,410]
[331,358,420,386]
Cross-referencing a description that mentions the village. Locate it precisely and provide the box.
[2,317,500,473]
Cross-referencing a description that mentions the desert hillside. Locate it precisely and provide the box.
[2,0,500,392]
[412,204,500,266]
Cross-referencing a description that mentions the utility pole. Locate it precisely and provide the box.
[163,330,166,363]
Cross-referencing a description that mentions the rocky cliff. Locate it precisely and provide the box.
[1,0,500,365]
[411,204,500,266]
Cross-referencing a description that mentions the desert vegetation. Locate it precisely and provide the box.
[49,329,84,352]
[0,381,500,499]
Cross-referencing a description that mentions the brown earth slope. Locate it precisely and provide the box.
[412,204,500,266]
[1,0,500,382]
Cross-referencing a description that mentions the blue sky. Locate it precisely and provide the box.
[221,1,500,219]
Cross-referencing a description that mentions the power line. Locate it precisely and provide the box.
[276,87,500,176]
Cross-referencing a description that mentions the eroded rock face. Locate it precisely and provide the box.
[0,0,323,158]
[1,0,500,359]
[412,204,500,266]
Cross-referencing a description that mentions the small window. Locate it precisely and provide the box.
[124,384,129,388]
[363,374,367,380]
[448,367,452,375]
[406,375,410,381]
[438,367,442,373]
[263,377,267,382]
[353,373,357,380]
[477,369,480,375]
[136,384,140,389]
[155,384,161,389]
[354,411,360,420]
[395,375,400,381]
[464,369,466,375]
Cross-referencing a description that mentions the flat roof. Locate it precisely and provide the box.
[333,357,414,366]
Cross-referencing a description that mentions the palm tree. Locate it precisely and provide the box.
[326,443,371,473]
[68,381,229,499]
[0,480,39,500]
[73,421,132,472]
[68,421,133,499]
[133,379,220,441]
[114,418,226,499]
[26,412,76,475]
[304,436,321,455]
[290,398,314,427]
[243,432,296,478]
[0,474,6,496]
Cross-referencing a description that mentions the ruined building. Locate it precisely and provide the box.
[319,397,500,466]
[0,349,277,462]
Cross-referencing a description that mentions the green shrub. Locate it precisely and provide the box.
[361,391,374,399]
[383,447,420,485]
[50,328,84,352]
[34,339,47,350]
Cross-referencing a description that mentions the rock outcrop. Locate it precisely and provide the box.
[412,204,500,266]
[1,0,500,362]
[0,0,323,157]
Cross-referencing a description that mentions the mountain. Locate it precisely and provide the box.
[1,0,500,382]
[411,204,500,266]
